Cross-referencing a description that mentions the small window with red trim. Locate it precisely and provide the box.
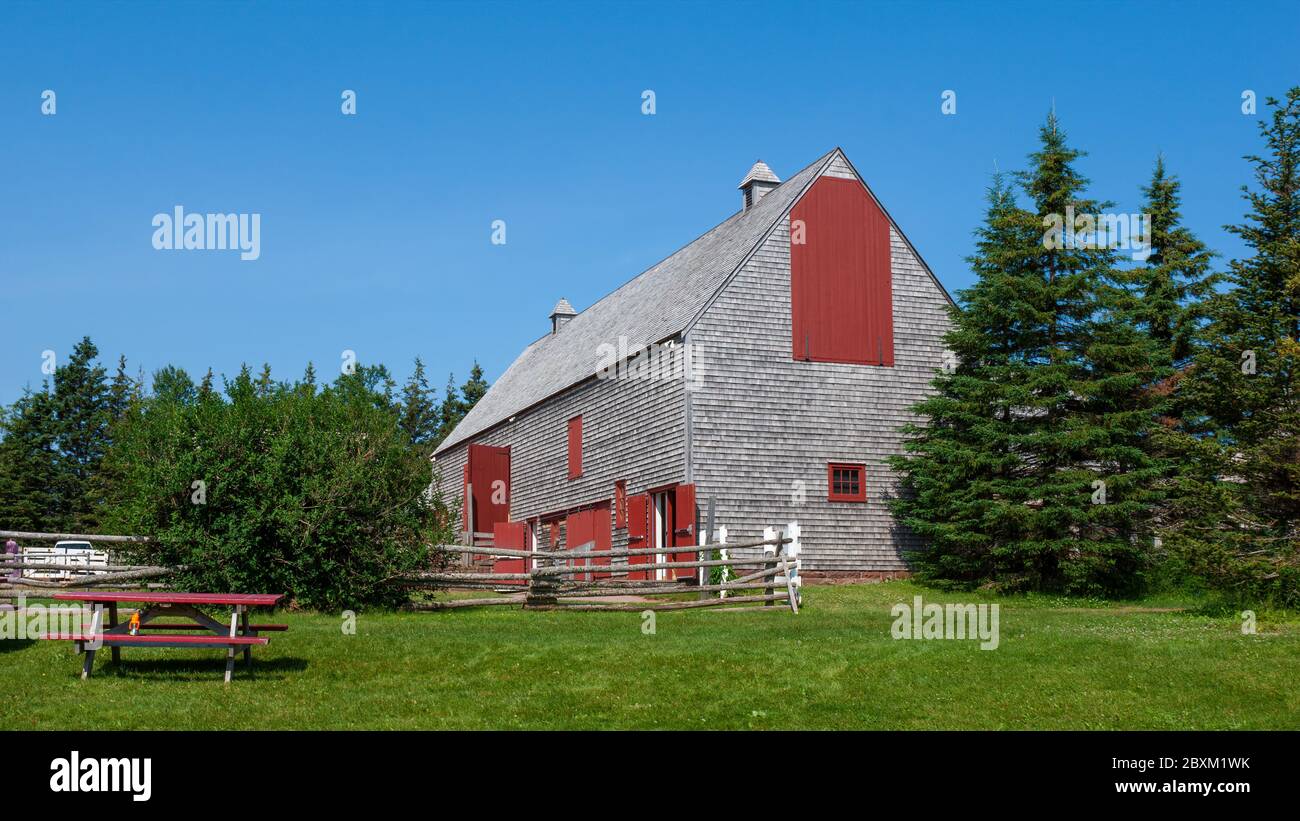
[828,463,866,502]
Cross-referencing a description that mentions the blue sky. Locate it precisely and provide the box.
[1,0,1296,406]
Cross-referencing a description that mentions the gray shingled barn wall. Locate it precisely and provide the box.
[685,155,952,572]
[432,367,685,552]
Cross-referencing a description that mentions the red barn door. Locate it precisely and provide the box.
[467,444,511,537]
[671,483,697,579]
[591,504,611,581]
[565,510,591,582]
[492,521,528,586]
[626,495,649,581]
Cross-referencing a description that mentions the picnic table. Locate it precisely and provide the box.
[47,591,287,683]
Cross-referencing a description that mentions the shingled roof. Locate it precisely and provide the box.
[434,148,839,455]
[738,160,780,187]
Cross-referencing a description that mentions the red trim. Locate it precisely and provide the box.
[827,462,867,502]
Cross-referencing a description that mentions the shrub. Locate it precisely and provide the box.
[101,365,455,610]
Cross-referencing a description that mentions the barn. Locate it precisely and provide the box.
[432,148,953,579]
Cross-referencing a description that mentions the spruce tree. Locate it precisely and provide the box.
[0,387,61,531]
[1172,88,1300,604]
[1133,157,1218,370]
[891,114,1164,595]
[198,368,217,400]
[435,372,463,445]
[255,363,274,398]
[398,357,438,447]
[107,355,134,422]
[1117,158,1219,551]
[460,362,489,410]
[52,337,111,529]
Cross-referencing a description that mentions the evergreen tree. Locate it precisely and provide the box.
[226,364,256,403]
[891,114,1165,595]
[1117,158,1219,548]
[1171,88,1300,604]
[52,337,111,529]
[255,363,274,398]
[1133,157,1218,370]
[90,355,141,526]
[0,386,61,531]
[461,362,489,410]
[198,368,216,400]
[398,357,438,447]
[435,372,463,445]
[107,355,134,422]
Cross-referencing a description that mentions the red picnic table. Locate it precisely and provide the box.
[47,591,287,683]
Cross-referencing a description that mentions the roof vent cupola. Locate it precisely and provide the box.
[738,160,780,210]
[549,298,577,334]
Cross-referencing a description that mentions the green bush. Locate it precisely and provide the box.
[101,365,456,610]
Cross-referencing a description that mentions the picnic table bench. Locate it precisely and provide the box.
[46,591,286,683]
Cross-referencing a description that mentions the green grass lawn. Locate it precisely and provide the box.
[2,581,1297,730]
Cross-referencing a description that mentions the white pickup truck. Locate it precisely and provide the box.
[22,541,110,580]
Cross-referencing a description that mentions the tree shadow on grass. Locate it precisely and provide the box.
[97,656,309,682]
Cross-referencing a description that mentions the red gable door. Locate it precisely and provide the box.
[790,176,894,366]
[467,444,511,537]
[492,521,528,586]
[626,494,649,581]
[672,483,697,579]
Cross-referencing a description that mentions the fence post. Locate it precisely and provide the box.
[463,483,474,567]
[785,521,802,607]
[698,497,716,600]
[717,526,729,599]
[526,551,557,607]
[696,526,709,601]
[763,526,778,607]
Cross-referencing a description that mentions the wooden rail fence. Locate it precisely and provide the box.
[0,531,173,604]
[411,521,804,613]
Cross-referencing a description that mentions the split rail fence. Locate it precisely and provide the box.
[405,522,804,613]
[0,531,173,606]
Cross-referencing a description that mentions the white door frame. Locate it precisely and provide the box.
[653,493,668,581]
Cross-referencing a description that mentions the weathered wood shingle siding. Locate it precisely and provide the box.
[434,367,686,548]
[686,158,952,571]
